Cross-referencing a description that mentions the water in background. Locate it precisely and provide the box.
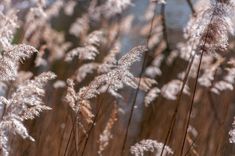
[131,0,197,29]
[121,0,198,52]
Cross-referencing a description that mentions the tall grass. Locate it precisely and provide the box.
[0,0,235,156]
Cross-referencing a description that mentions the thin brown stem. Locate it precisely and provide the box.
[80,101,102,156]
[80,14,122,156]
[186,0,196,16]
[180,8,219,156]
[63,115,76,156]
[184,137,198,156]
[161,4,170,50]
[179,2,219,154]
[179,51,204,156]
[159,53,195,156]
[120,2,157,155]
